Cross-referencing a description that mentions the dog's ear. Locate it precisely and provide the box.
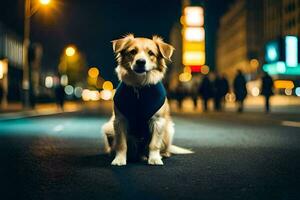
[111,34,134,53]
[153,35,175,61]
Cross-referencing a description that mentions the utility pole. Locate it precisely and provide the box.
[22,0,51,109]
[22,0,31,109]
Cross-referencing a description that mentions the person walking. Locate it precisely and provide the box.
[176,83,186,110]
[55,84,65,111]
[198,75,212,112]
[261,72,274,113]
[233,70,247,112]
[220,74,229,109]
[212,74,223,111]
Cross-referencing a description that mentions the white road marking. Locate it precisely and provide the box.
[281,121,300,128]
[53,124,64,132]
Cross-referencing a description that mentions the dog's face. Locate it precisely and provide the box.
[112,34,174,86]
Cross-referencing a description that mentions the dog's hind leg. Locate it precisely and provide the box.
[148,117,166,165]
[102,117,115,154]
[161,120,175,158]
[111,117,127,166]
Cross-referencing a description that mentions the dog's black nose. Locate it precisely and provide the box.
[136,59,146,66]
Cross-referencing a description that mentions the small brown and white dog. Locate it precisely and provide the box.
[102,34,193,166]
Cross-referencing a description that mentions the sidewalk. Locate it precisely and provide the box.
[170,95,300,114]
[0,101,82,121]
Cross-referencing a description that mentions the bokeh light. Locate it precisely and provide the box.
[74,87,83,98]
[81,89,100,101]
[225,92,236,102]
[100,90,113,100]
[251,87,260,97]
[60,75,68,86]
[45,76,53,88]
[274,80,294,89]
[285,88,292,96]
[88,67,99,78]
[65,46,76,57]
[40,0,51,5]
[64,85,74,95]
[179,72,192,82]
[183,66,191,73]
[102,81,114,90]
[82,89,90,101]
[201,65,210,75]
[295,87,300,97]
[250,59,259,68]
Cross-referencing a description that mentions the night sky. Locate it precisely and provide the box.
[0,0,232,83]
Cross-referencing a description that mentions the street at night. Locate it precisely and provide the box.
[1,103,300,200]
[1,0,300,199]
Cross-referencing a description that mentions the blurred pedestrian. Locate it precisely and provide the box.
[191,75,201,109]
[176,83,186,110]
[261,72,274,113]
[233,70,247,112]
[212,74,223,111]
[220,74,229,109]
[55,84,65,111]
[198,75,212,112]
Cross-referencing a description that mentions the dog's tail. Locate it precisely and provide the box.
[169,145,194,154]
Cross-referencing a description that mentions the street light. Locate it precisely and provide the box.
[65,46,76,57]
[22,0,51,109]
[40,0,51,5]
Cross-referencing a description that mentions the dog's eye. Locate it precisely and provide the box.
[129,49,137,55]
[148,50,155,56]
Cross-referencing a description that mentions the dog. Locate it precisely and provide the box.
[102,34,193,166]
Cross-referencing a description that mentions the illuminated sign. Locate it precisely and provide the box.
[285,36,298,67]
[183,27,205,42]
[274,80,294,89]
[264,36,300,75]
[183,42,205,52]
[183,52,205,66]
[183,7,204,27]
[265,41,280,63]
[190,66,201,73]
[263,62,300,75]
[181,6,205,74]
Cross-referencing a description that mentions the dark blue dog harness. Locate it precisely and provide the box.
[113,82,166,158]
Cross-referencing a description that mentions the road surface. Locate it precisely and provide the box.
[0,108,300,200]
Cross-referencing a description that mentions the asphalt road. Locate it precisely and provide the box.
[1,108,300,200]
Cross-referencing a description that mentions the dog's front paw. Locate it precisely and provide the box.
[111,155,127,166]
[148,151,163,165]
[148,156,164,165]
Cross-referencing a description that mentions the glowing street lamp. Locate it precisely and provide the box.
[65,46,76,57]
[40,0,51,5]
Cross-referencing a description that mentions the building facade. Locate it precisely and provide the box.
[0,22,23,103]
[264,0,300,40]
[217,0,300,82]
[216,0,263,82]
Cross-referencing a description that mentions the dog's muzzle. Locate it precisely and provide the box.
[133,59,147,74]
